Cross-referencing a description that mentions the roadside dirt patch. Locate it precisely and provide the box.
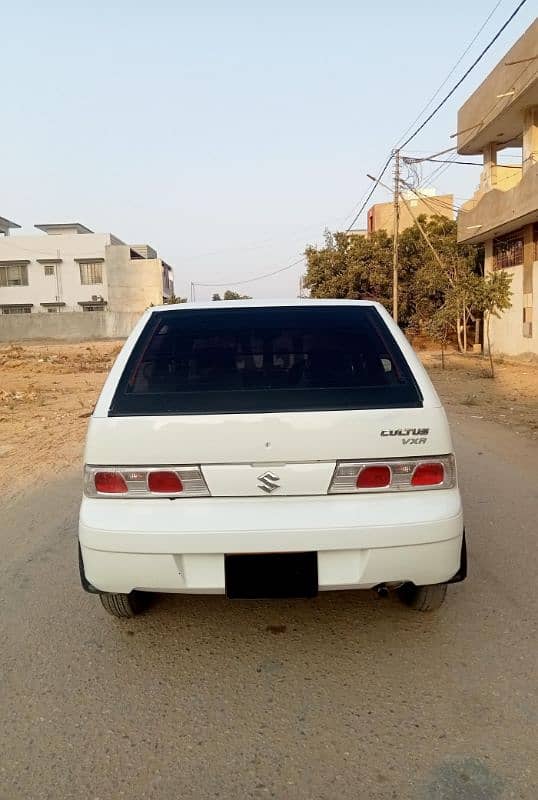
[0,341,122,501]
[1,340,536,501]
[421,350,538,440]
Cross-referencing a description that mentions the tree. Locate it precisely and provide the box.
[398,216,483,350]
[164,294,188,304]
[426,303,452,370]
[475,270,513,377]
[212,290,251,301]
[304,216,487,349]
[304,229,392,308]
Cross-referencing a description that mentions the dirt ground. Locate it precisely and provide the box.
[420,349,538,439]
[1,339,537,499]
[0,341,123,499]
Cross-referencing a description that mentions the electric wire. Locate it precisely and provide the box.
[395,0,505,147]
[398,0,529,150]
[192,0,530,291]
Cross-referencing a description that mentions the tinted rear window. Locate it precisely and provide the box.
[109,306,422,416]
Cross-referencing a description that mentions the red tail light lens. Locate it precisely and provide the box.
[329,455,455,493]
[94,471,128,494]
[411,462,444,486]
[148,471,183,493]
[84,465,209,498]
[357,465,391,489]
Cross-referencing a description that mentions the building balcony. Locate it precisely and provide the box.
[458,161,538,244]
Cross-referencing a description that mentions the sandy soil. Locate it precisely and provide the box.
[420,349,538,440]
[1,340,536,499]
[0,341,123,499]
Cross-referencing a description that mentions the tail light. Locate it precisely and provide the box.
[148,471,183,493]
[84,466,209,498]
[411,462,445,487]
[329,454,456,493]
[94,471,128,494]
[357,465,391,489]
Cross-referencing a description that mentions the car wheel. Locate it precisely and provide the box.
[397,582,447,612]
[99,591,149,618]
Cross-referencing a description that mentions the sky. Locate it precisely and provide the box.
[2,1,536,300]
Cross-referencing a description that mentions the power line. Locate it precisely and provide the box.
[411,158,483,165]
[420,57,537,188]
[190,0,530,294]
[192,255,306,289]
[344,0,528,236]
[395,0,505,147]
[398,0,529,150]
[344,152,394,232]
[399,183,464,216]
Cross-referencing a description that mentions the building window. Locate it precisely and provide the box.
[44,265,55,276]
[1,304,32,314]
[79,262,103,285]
[493,230,524,269]
[0,264,29,287]
[82,303,105,312]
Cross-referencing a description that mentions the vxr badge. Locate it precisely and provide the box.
[257,471,280,494]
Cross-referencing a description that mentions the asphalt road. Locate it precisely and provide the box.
[1,414,537,800]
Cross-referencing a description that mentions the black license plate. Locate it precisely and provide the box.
[225,552,318,599]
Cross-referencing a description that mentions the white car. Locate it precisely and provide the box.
[79,299,466,617]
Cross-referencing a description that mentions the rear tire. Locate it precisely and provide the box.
[397,582,447,612]
[99,591,148,618]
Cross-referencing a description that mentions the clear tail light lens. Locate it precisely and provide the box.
[329,455,456,493]
[84,466,209,498]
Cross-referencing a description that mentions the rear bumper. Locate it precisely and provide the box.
[79,491,464,594]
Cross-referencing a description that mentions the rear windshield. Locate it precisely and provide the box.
[109,306,423,416]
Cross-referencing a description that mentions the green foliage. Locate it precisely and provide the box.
[164,294,188,304]
[212,290,252,301]
[475,269,513,319]
[474,269,513,378]
[303,216,513,358]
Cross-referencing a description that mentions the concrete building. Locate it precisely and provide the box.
[0,221,174,315]
[366,190,454,236]
[0,216,21,237]
[457,19,538,356]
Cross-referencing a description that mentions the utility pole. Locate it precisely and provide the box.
[392,148,400,323]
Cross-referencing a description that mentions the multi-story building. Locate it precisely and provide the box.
[0,220,174,315]
[457,19,538,356]
[366,190,454,236]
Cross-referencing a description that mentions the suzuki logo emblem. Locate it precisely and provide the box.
[257,471,280,494]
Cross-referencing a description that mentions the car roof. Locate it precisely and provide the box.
[151,299,381,312]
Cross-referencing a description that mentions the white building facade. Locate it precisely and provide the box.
[0,221,174,315]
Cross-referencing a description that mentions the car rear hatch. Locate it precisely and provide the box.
[86,303,454,498]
